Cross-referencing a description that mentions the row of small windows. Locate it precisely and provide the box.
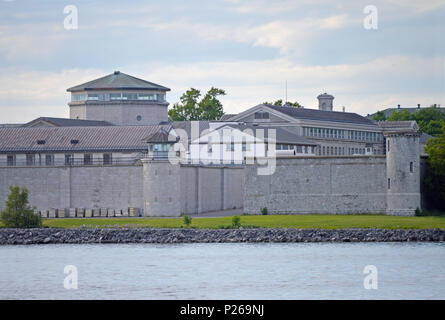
[208,142,315,154]
[72,92,166,102]
[6,153,113,166]
[277,144,315,154]
[319,146,376,156]
[304,127,383,142]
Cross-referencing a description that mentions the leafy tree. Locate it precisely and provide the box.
[372,111,386,121]
[1,186,42,228]
[388,110,412,121]
[412,107,445,136]
[423,124,445,211]
[264,99,302,108]
[168,87,226,121]
[371,105,445,136]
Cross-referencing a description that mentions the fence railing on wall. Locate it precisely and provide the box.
[0,157,142,167]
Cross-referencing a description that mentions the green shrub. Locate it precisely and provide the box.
[231,215,241,228]
[183,215,192,227]
[415,208,445,217]
[1,186,42,228]
[261,207,268,215]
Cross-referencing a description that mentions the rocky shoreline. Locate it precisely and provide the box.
[0,228,445,245]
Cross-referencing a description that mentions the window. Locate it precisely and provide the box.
[110,93,122,100]
[72,93,87,101]
[26,154,35,166]
[45,154,54,166]
[65,154,74,165]
[322,146,325,155]
[136,115,142,121]
[123,93,138,100]
[103,153,112,165]
[410,162,413,173]
[297,146,303,153]
[254,111,269,119]
[87,94,99,100]
[304,146,308,154]
[137,93,156,101]
[388,178,391,190]
[334,147,337,155]
[311,146,316,154]
[84,154,93,165]
[387,139,390,152]
[7,155,15,166]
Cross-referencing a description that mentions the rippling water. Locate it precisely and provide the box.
[0,242,444,299]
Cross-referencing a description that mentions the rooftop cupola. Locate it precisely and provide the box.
[317,93,334,111]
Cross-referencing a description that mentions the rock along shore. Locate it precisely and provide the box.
[0,228,445,245]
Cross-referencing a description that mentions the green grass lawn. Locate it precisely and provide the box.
[3,214,444,229]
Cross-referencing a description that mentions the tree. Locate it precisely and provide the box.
[388,110,412,121]
[264,99,302,108]
[424,124,445,211]
[1,186,42,228]
[168,87,226,121]
[412,107,445,136]
[372,111,386,121]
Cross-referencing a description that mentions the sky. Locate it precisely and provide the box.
[0,0,444,123]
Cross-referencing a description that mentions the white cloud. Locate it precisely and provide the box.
[1,55,443,123]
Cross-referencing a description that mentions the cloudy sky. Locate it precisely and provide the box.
[0,0,444,123]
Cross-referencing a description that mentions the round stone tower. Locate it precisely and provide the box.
[385,130,421,216]
[142,159,181,217]
[317,93,334,111]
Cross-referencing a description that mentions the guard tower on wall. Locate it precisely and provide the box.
[384,126,421,216]
[67,71,170,126]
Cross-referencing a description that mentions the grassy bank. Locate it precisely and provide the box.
[2,214,444,229]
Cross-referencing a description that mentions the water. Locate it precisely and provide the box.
[0,242,444,299]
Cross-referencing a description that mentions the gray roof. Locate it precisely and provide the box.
[220,114,236,121]
[0,125,172,153]
[264,104,377,126]
[377,120,419,131]
[198,123,317,146]
[23,117,114,127]
[67,71,170,92]
[170,121,211,141]
[143,127,178,143]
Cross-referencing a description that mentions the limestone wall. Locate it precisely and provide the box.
[0,165,143,213]
[180,165,244,214]
[244,156,388,214]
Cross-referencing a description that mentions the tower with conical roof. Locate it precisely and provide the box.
[67,71,170,126]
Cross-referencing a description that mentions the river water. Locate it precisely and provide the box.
[0,242,444,299]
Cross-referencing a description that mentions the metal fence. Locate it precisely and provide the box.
[0,157,142,167]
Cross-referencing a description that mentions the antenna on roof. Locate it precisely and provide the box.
[285,80,287,103]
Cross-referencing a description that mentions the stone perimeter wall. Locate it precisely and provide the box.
[0,165,144,215]
[0,162,244,217]
[244,156,389,214]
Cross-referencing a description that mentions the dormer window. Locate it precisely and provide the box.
[254,111,269,119]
